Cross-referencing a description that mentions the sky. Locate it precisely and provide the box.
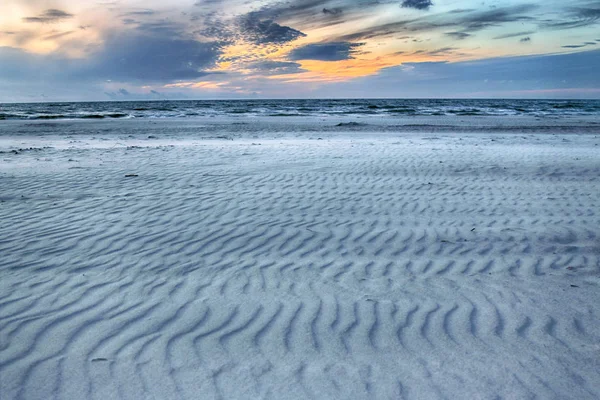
[0,0,599,101]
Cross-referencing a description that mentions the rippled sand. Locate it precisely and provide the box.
[1,118,599,399]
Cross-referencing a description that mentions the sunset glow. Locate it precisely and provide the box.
[1,0,599,101]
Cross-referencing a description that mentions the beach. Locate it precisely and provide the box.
[1,116,599,399]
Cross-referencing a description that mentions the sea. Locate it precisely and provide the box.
[1,99,599,120]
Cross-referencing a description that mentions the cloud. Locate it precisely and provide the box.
[288,42,363,61]
[250,0,333,21]
[541,6,600,30]
[245,0,363,31]
[84,34,222,82]
[322,8,343,15]
[334,4,538,41]
[319,49,600,98]
[43,31,75,41]
[239,12,307,44]
[423,47,459,56]
[454,4,537,32]
[401,0,433,11]
[494,30,537,39]
[246,60,306,75]
[135,21,185,37]
[562,42,597,48]
[23,9,74,24]
[0,27,223,85]
[0,46,67,75]
[121,9,156,17]
[448,9,476,14]
[445,31,471,40]
[104,87,168,100]
[407,47,464,57]
[4,0,600,101]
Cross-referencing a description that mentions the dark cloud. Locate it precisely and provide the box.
[445,31,471,40]
[195,19,235,42]
[239,12,306,44]
[1,29,223,86]
[562,42,597,48]
[85,34,222,82]
[520,37,531,43]
[427,47,457,55]
[251,0,333,21]
[541,6,600,30]
[246,0,365,31]
[455,4,537,32]
[334,22,409,42]
[288,42,363,61]
[334,4,537,41]
[448,9,476,14]
[23,9,74,24]
[194,0,223,6]
[401,0,433,11]
[494,30,536,40]
[413,47,463,57]
[323,8,343,15]
[121,9,156,17]
[247,60,306,75]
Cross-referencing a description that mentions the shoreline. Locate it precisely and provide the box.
[1,114,600,137]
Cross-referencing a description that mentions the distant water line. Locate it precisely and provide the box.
[1,99,599,121]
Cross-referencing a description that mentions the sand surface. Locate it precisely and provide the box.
[1,118,600,399]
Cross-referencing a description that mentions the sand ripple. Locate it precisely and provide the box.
[1,127,599,399]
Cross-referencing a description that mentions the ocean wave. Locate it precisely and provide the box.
[1,99,599,121]
[31,113,131,120]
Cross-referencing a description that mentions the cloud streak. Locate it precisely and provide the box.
[401,0,433,11]
[23,9,74,24]
[246,60,306,74]
[541,6,600,30]
[493,30,536,39]
[288,42,364,61]
[239,13,307,44]
[334,4,538,41]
